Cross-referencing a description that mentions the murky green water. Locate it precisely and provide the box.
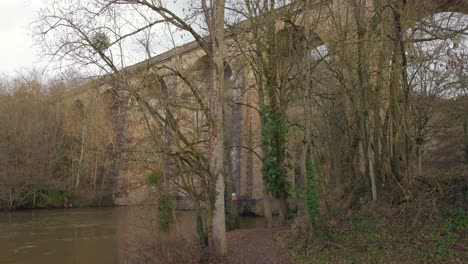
[0,207,267,264]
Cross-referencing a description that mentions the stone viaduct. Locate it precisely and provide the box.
[65,0,467,213]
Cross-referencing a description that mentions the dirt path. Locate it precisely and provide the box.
[218,228,293,264]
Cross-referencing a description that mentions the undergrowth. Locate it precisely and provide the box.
[280,175,467,263]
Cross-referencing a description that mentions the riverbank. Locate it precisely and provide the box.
[208,227,293,264]
[278,175,467,263]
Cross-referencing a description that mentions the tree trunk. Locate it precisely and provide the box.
[255,56,273,228]
[416,143,423,176]
[381,108,391,185]
[300,19,314,194]
[207,0,227,256]
[93,155,98,194]
[464,120,468,164]
[352,0,377,201]
[105,88,128,201]
[390,0,411,186]
[75,107,87,188]
[263,191,273,228]
[278,192,289,226]
[224,71,239,231]
[194,198,207,246]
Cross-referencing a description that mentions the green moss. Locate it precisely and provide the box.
[196,213,208,247]
[158,194,173,232]
[47,190,71,206]
[147,171,162,187]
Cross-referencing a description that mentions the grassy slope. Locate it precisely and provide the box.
[306,211,466,263]
[283,209,467,263]
[281,177,467,263]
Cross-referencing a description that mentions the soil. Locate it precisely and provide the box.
[217,227,293,264]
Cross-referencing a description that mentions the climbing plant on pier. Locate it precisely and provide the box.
[261,106,291,223]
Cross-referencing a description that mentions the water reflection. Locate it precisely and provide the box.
[0,208,115,264]
[0,207,269,264]
[113,207,199,263]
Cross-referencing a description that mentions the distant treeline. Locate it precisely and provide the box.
[0,74,114,210]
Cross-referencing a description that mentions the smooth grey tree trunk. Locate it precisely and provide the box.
[207,0,227,256]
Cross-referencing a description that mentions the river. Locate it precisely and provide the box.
[0,207,268,264]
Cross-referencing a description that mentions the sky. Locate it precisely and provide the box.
[0,0,192,78]
[0,1,465,79]
[0,0,45,76]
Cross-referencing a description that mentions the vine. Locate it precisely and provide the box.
[261,106,290,198]
[305,145,320,228]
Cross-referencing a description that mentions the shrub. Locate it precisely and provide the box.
[158,194,173,232]
[147,171,162,187]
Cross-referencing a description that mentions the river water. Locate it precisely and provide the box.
[0,207,267,264]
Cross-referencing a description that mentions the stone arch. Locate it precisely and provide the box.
[190,55,210,84]
[64,99,86,139]
[101,89,120,119]
[188,55,236,92]
[71,99,85,122]
[224,63,233,81]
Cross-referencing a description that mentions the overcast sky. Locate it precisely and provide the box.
[1,1,465,79]
[0,0,194,78]
[0,0,45,76]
